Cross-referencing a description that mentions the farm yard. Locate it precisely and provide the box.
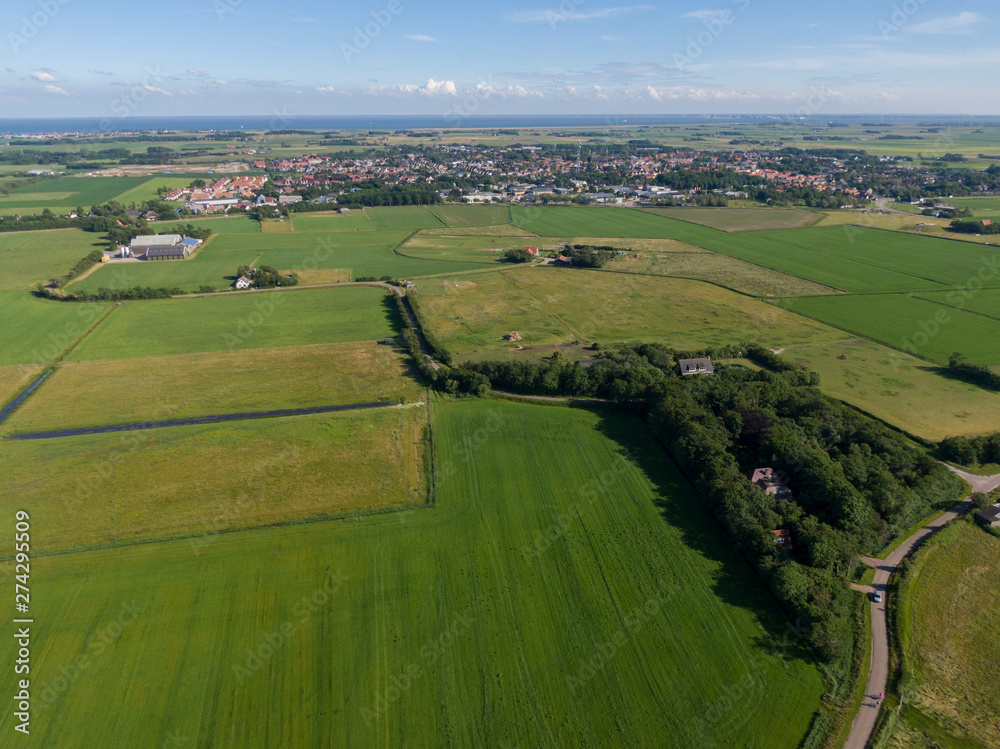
[0,399,823,747]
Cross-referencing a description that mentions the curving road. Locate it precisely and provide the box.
[843,465,1000,749]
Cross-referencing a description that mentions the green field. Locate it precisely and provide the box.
[0,399,823,746]
[290,211,374,232]
[0,363,41,408]
[891,521,1000,749]
[641,206,820,232]
[608,249,839,297]
[66,286,397,361]
[429,204,512,227]
[4,342,423,433]
[418,267,844,357]
[366,205,447,230]
[0,405,427,551]
[0,292,108,365]
[0,229,105,291]
[111,177,194,206]
[919,287,1000,321]
[1,176,151,209]
[777,294,1000,365]
[779,340,1000,441]
[399,231,550,264]
[156,215,262,235]
[512,205,685,238]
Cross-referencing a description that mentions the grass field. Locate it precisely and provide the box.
[0,176,151,209]
[0,399,823,746]
[420,223,535,237]
[429,204,511,226]
[777,294,1000,365]
[366,205,447,230]
[0,405,427,551]
[259,218,295,233]
[512,205,685,238]
[67,286,397,361]
[0,363,41,408]
[111,177,193,206]
[417,267,845,357]
[290,211,374,232]
[4,342,423,433]
[0,292,108,365]
[891,521,1000,749]
[568,236,712,253]
[0,228,105,291]
[640,206,820,232]
[155,215,262,235]
[399,232,549,264]
[779,340,1000,441]
[607,249,840,297]
[919,288,1000,321]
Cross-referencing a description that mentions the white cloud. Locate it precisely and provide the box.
[187,69,208,77]
[404,34,437,42]
[144,84,172,96]
[316,86,336,93]
[682,10,734,23]
[508,5,652,23]
[30,71,56,82]
[647,85,662,102]
[43,84,69,95]
[877,91,901,101]
[423,78,458,96]
[908,11,985,35]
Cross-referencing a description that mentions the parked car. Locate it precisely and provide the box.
[872,591,883,603]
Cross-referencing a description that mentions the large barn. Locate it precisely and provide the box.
[130,235,200,261]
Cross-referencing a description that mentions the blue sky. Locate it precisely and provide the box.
[2,0,997,117]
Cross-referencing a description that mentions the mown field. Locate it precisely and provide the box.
[777,294,1000,365]
[417,267,845,357]
[640,206,820,232]
[399,232,549,264]
[4,342,423,433]
[0,292,108,365]
[0,405,427,551]
[112,176,193,206]
[607,249,839,297]
[66,286,397,361]
[919,287,1000,321]
[779,340,1000,441]
[0,176,151,210]
[0,228,105,291]
[891,521,1000,749]
[512,205,685,238]
[290,211,374,232]
[156,215,262,235]
[429,204,511,227]
[366,205,447,230]
[0,399,823,747]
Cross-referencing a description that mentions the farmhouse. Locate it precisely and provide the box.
[772,529,793,547]
[234,275,253,290]
[976,504,1000,528]
[524,246,539,257]
[750,468,793,501]
[678,358,714,376]
[131,234,198,261]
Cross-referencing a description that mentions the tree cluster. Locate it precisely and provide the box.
[948,352,1000,391]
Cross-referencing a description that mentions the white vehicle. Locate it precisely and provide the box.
[872,591,883,604]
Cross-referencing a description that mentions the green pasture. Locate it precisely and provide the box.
[640,206,820,232]
[777,294,1000,365]
[429,204,512,227]
[0,399,823,747]
[366,205,447,230]
[0,228,105,291]
[511,205,686,238]
[66,286,397,361]
[0,291,108,365]
[290,211,374,232]
[1,176,151,209]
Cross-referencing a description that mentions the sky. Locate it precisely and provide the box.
[1,0,997,118]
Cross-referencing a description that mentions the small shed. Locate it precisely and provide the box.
[976,504,1000,528]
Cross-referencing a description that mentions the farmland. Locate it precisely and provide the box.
[607,248,840,297]
[919,287,1000,321]
[779,340,1000,441]
[0,405,427,551]
[366,205,447,230]
[0,228,105,290]
[289,210,374,232]
[416,266,845,357]
[890,521,1000,749]
[0,363,41,408]
[156,215,262,234]
[0,399,823,747]
[0,292,108,365]
[0,175,151,210]
[511,205,686,238]
[3,342,423,433]
[777,294,1000,365]
[66,286,397,361]
[640,206,820,232]
[429,203,511,226]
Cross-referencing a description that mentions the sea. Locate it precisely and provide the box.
[1,114,995,136]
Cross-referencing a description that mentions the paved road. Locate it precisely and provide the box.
[843,465,1000,749]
